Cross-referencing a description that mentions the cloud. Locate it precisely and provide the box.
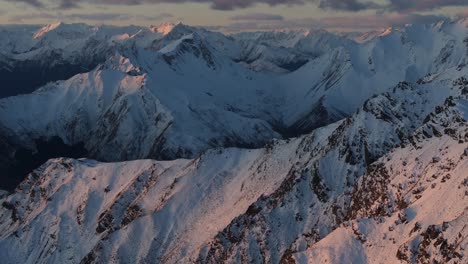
[65,13,135,21]
[386,0,468,13]
[153,12,175,20]
[50,0,305,11]
[4,0,468,13]
[5,0,44,8]
[456,9,468,19]
[317,0,382,12]
[9,12,56,22]
[57,0,80,9]
[215,12,451,33]
[10,0,373,12]
[231,13,284,21]
[8,11,174,23]
[316,13,449,29]
[210,0,305,10]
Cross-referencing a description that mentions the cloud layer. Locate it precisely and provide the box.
[231,13,284,21]
[217,12,453,33]
[7,0,467,11]
[8,11,173,23]
[317,0,381,12]
[50,0,305,11]
[387,0,468,12]
[6,0,44,8]
[3,0,467,33]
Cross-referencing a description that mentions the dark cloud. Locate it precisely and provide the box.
[51,0,305,11]
[210,0,304,10]
[4,0,468,12]
[5,0,306,11]
[231,13,284,21]
[317,0,381,12]
[316,0,468,12]
[5,0,44,8]
[57,0,80,9]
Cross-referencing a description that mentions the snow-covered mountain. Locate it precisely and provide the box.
[293,97,468,264]
[0,63,467,263]
[0,19,467,190]
[0,23,117,98]
[0,19,467,263]
[197,70,468,264]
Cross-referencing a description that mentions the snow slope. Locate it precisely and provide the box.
[0,19,467,263]
[0,135,313,263]
[293,100,468,264]
[196,68,468,264]
[0,62,466,263]
[1,19,467,164]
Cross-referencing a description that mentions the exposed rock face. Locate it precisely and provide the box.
[292,104,467,263]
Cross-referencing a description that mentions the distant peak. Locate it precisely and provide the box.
[33,21,63,39]
[270,28,312,36]
[47,21,63,29]
[456,17,468,27]
[379,27,394,37]
[150,22,184,35]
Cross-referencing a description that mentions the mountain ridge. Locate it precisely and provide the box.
[0,18,466,264]
[0,18,467,190]
[0,65,466,263]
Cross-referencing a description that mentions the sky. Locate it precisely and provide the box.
[0,0,467,32]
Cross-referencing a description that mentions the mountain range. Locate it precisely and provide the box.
[0,19,467,263]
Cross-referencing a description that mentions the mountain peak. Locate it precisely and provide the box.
[270,28,312,36]
[457,17,468,27]
[32,22,93,40]
[33,21,63,39]
[380,27,395,37]
[150,22,185,35]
